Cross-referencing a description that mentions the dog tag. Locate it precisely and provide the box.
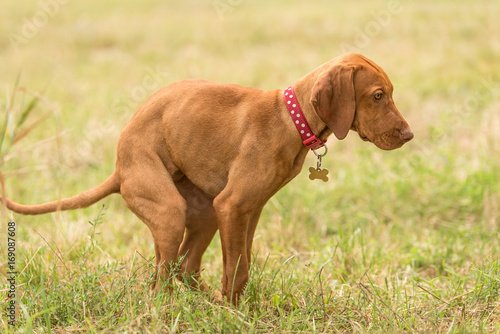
[309,145,329,182]
[309,167,329,182]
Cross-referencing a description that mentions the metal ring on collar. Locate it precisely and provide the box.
[312,144,328,158]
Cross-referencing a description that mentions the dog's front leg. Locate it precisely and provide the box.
[214,197,252,306]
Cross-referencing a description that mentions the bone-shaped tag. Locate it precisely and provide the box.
[308,167,329,182]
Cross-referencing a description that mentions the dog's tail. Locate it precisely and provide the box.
[0,172,120,215]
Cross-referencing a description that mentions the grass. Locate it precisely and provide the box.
[1,0,500,332]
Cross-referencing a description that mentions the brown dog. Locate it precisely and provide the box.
[1,53,413,304]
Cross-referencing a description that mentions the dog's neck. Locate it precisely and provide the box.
[292,76,332,144]
[283,86,327,150]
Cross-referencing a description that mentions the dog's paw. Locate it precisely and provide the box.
[208,289,224,304]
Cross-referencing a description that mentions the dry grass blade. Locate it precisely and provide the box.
[32,228,69,271]
[0,170,6,223]
[12,111,51,145]
[0,110,10,157]
[317,259,331,322]
[15,94,39,129]
[445,290,474,304]
[1,84,47,160]
[417,284,450,306]
[1,74,21,155]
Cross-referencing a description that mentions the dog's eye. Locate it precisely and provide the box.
[374,93,383,100]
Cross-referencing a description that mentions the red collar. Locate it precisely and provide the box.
[284,86,327,150]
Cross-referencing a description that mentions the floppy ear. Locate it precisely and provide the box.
[310,64,356,140]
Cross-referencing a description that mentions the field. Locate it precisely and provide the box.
[1,0,500,332]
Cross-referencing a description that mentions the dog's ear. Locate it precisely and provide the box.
[310,64,356,140]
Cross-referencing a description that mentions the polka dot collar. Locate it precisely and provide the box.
[284,86,327,150]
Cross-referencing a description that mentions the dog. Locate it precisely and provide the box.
[1,53,413,305]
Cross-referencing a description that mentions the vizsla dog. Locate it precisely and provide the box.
[2,53,413,305]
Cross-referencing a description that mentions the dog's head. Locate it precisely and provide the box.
[310,53,413,150]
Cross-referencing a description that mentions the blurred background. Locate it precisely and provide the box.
[2,0,498,245]
[0,0,499,331]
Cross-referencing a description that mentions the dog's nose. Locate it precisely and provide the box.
[401,130,414,142]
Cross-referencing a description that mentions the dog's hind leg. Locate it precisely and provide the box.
[177,212,218,291]
[175,177,218,291]
[119,154,187,293]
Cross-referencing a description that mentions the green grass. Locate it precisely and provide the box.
[1,0,500,332]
